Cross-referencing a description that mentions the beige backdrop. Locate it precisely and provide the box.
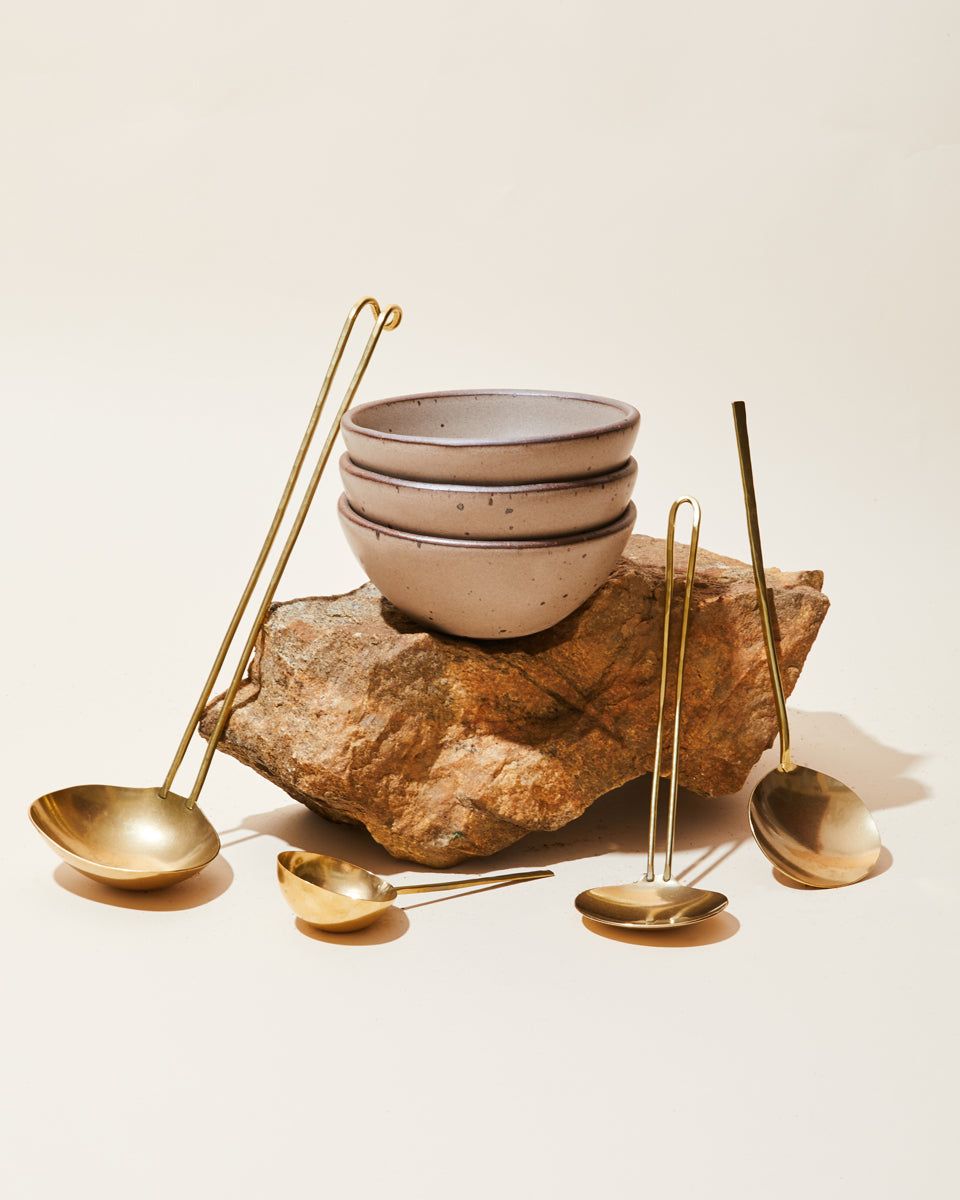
[2,3,957,1197]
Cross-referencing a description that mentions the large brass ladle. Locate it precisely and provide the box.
[733,401,881,887]
[29,298,402,890]
[576,498,729,929]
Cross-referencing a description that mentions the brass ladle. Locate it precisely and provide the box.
[277,851,554,933]
[29,298,402,891]
[576,498,729,929]
[733,401,881,887]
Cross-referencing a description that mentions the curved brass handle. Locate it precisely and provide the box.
[395,869,554,896]
[731,402,793,773]
[646,496,701,883]
[160,299,402,808]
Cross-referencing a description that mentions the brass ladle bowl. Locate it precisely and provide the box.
[30,784,220,890]
[278,850,554,933]
[733,402,881,887]
[29,298,402,891]
[576,497,729,931]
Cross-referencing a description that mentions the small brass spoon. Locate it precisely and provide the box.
[733,402,881,887]
[278,851,554,933]
[576,497,728,930]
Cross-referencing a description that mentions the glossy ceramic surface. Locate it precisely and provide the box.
[342,389,640,483]
[339,453,637,539]
[338,494,636,638]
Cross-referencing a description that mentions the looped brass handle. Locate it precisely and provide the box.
[159,299,402,809]
[645,496,701,884]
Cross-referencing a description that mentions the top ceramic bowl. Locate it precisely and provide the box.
[341,389,640,484]
[339,453,637,539]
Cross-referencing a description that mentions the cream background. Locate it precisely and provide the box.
[2,2,958,1197]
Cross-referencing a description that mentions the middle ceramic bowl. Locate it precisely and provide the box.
[338,494,636,639]
[339,453,637,539]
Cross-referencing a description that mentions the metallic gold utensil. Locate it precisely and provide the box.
[576,498,729,929]
[30,298,402,891]
[732,401,881,887]
[277,850,554,933]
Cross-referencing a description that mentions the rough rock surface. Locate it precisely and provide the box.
[201,535,828,866]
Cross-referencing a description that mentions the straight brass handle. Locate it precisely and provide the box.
[731,401,793,772]
[159,298,401,808]
[395,869,554,896]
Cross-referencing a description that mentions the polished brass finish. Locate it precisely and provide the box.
[30,785,220,890]
[277,850,554,933]
[576,498,729,929]
[29,298,401,891]
[733,401,881,887]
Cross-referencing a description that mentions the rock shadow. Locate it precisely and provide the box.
[231,709,923,882]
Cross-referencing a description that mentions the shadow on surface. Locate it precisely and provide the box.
[229,709,919,881]
[52,855,234,910]
[294,907,409,945]
[581,911,740,947]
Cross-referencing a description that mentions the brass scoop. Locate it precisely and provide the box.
[576,498,729,929]
[732,402,881,887]
[29,298,402,891]
[277,851,554,933]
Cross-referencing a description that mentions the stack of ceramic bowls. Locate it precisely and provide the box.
[338,389,640,639]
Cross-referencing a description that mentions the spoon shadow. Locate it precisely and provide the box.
[581,910,740,947]
[52,855,234,910]
[293,907,409,945]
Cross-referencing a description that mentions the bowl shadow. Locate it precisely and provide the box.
[52,855,234,910]
[293,906,409,945]
[581,910,740,947]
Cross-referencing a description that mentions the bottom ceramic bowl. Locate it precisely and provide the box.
[338,494,636,639]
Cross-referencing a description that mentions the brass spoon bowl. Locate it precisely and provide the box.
[30,784,220,891]
[576,880,728,929]
[278,850,554,933]
[750,766,881,888]
[576,498,729,931]
[733,402,881,888]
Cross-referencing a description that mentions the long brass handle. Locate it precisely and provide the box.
[731,402,793,772]
[395,869,554,896]
[161,299,402,809]
[646,496,700,883]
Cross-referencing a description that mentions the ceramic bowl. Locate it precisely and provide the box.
[338,453,637,540]
[341,389,640,484]
[338,494,636,639]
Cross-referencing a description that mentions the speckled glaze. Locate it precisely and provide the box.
[338,453,637,539]
[337,494,637,639]
[341,390,640,484]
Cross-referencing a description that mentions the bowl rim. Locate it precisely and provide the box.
[338,493,636,550]
[342,389,640,449]
[338,452,638,495]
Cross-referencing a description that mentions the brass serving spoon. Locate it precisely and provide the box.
[277,851,554,933]
[29,298,402,890]
[576,497,729,929]
[732,401,881,887]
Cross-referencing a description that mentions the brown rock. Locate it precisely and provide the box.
[201,535,828,866]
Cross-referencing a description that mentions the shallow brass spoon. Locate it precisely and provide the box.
[576,497,728,930]
[29,299,401,891]
[733,402,881,887]
[277,851,554,933]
